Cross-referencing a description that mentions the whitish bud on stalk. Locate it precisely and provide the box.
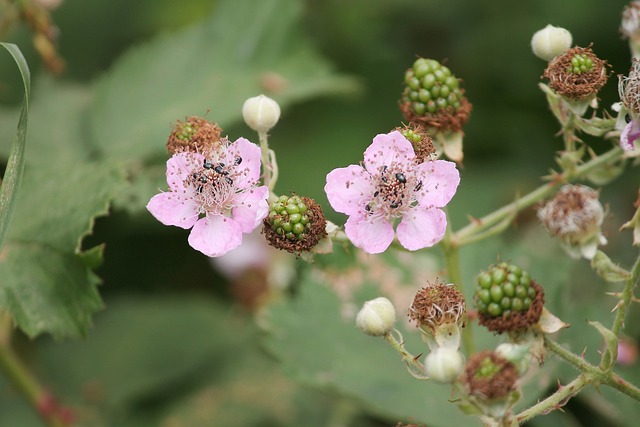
[531,25,572,61]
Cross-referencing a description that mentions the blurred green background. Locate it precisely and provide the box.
[1,0,639,426]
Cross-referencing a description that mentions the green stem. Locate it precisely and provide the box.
[611,251,640,337]
[516,375,587,424]
[0,312,70,427]
[258,130,273,191]
[442,219,475,354]
[545,336,640,401]
[453,146,623,246]
[384,329,426,376]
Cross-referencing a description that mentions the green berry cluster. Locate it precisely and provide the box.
[176,122,197,141]
[474,262,537,318]
[400,128,423,143]
[268,195,311,241]
[567,54,594,74]
[474,356,501,379]
[403,58,463,115]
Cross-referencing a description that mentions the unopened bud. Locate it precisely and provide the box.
[356,297,396,336]
[424,347,465,383]
[531,25,572,61]
[242,94,281,133]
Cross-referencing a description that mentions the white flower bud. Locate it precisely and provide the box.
[531,25,572,61]
[355,297,396,336]
[495,343,530,375]
[242,94,281,133]
[424,347,465,383]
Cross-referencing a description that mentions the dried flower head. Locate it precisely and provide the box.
[619,59,640,118]
[475,262,545,334]
[395,123,436,163]
[537,184,607,259]
[462,351,519,401]
[621,2,640,40]
[400,58,472,133]
[262,194,327,254]
[166,116,223,154]
[409,281,466,334]
[544,45,609,101]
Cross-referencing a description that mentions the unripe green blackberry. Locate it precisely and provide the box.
[262,194,327,254]
[462,351,518,404]
[567,54,594,74]
[400,58,471,132]
[544,45,609,101]
[474,262,545,334]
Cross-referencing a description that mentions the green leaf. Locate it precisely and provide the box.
[0,42,30,253]
[88,0,359,165]
[0,162,125,339]
[259,272,478,427]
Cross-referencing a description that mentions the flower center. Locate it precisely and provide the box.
[365,163,421,220]
[184,153,245,215]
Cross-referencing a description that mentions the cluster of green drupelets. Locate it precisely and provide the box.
[567,53,594,74]
[474,262,537,317]
[400,127,423,144]
[402,58,463,115]
[268,195,311,241]
[176,122,196,141]
[475,356,501,379]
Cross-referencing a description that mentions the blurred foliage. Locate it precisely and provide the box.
[1,0,639,426]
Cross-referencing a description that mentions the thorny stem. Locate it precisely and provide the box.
[384,329,426,376]
[516,375,587,424]
[611,250,640,337]
[0,314,70,427]
[452,146,624,247]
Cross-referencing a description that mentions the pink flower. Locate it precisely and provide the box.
[621,119,640,151]
[147,138,269,257]
[325,131,460,254]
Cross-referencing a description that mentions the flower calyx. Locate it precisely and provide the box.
[262,194,327,254]
[474,262,545,334]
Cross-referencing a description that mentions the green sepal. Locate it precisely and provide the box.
[591,250,632,283]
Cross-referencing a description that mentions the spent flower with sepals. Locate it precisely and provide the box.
[537,184,607,259]
[147,137,269,257]
[408,281,466,351]
[324,131,460,254]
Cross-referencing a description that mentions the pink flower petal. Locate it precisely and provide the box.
[621,121,640,151]
[167,152,203,191]
[344,214,394,254]
[232,185,269,233]
[147,192,199,229]
[325,165,373,215]
[414,160,460,208]
[227,137,261,189]
[396,208,447,250]
[188,215,243,257]
[363,131,416,172]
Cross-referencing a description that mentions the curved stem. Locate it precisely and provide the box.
[611,251,640,337]
[516,375,587,424]
[453,146,624,246]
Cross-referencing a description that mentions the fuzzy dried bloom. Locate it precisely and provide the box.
[166,116,223,154]
[621,2,640,40]
[462,351,518,401]
[325,131,460,254]
[618,59,640,151]
[537,184,606,259]
[409,282,465,333]
[147,137,269,257]
[544,45,609,101]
